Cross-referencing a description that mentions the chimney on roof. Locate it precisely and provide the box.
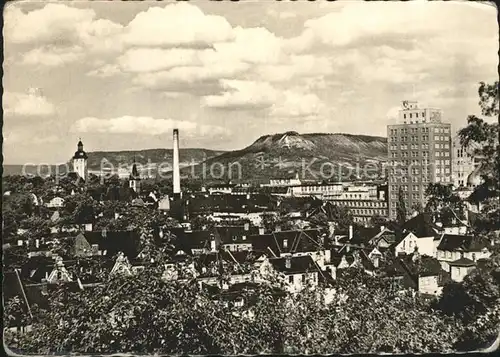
[380,225,385,232]
[349,225,353,240]
[275,225,281,232]
[173,129,181,198]
[244,222,249,231]
[285,256,291,269]
[259,227,265,235]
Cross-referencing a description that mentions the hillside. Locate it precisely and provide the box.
[4,133,388,181]
[86,148,226,173]
[182,132,388,182]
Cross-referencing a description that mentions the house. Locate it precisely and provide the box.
[436,234,492,271]
[208,183,236,195]
[216,224,258,252]
[368,226,397,250]
[250,228,325,258]
[398,254,450,296]
[158,196,170,211]
[448,257,477,282]
[329,246,376,276]
[82,230,141,260]
[393,232,436,257]
[46,196,64,209]
[258,255,323,293]
[402,212,440,237]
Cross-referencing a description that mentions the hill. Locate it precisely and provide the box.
[3,133,388,181]
[182,132,388,182]
[86,148,226,174]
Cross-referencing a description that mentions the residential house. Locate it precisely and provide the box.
[393,232,436,257]
[258,255,323,293]
[46,196,65,209]
[436,234,491,271]
[448,258,477,282]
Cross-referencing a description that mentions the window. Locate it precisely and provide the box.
[410,113,413,118]
[435,143,440,149]
[416,113,419,118]
[404,114,406,119]
[288,275,294,284]
[283,239,288,248]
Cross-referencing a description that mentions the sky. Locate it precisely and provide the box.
[2,0,498,164]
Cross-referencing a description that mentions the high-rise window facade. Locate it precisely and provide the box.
[387,101,452,220]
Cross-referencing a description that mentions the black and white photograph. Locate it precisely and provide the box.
[2,0,500,354]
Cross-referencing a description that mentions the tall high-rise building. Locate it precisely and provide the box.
[72,139,88,181]
[387,101,452,220]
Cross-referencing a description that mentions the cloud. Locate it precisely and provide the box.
[71,116,230,137]
[203,80,276,110]
[203,80,324,118]
[271,90,324,118]
[3,90,55,116]
[255,55,333,82]
[122,3,234,48]
[22,45,84,66]
[5,3,123,47]
[267,9,297,20]
[132,61,250,93]
[87,64,121,78]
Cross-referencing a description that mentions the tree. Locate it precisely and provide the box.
[425,183,465,225]
[396,187,407,226]
[458,81,499,232]
[436,251,500,351]
[370,213,389,227]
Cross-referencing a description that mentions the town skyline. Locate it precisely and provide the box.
[3,1,498,165]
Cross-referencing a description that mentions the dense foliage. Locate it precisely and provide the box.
[4,265,480,355]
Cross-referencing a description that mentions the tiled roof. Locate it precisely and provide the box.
[249,228,324,256]
[437,234,490,252]
[402,212,439,237]
[83,230,141,259]
[400,254,443,277]
[186,193,277,214]
[449,257,476,267]
[268,255,319,274]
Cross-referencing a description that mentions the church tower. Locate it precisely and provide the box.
[129,159,141,194]
[72,139,88,181]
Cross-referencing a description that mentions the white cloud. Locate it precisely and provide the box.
[117,48,202,73]
[256,55,333,82]
[203,80,324,118]
[71,116,230,137]
[271,90,324,118]
[122,3,234,47]
[3,90,55,117]
[87,64,121,78]
[132,61,250,91]
[22,46,84,66]
[5,4,123,47]
[213,27,285,65]
[267,9,297,20]
[203,80,277,110]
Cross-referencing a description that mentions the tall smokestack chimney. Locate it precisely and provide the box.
[173,129,181,198]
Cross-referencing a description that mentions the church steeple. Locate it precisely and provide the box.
[129,157,141,194]
[72,138,88,181]
[73,138,88,160]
